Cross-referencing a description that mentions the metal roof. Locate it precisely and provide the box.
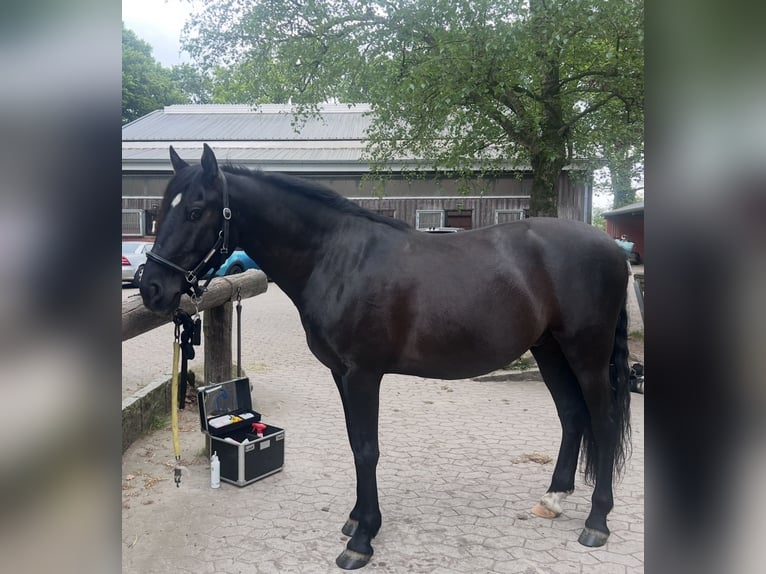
[122,144,374,173]
[122,104,393,172]
[603,201,644,217]
[121,103,562,174]
[122,104,374,142]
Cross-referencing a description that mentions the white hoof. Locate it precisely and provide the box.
[531,491,571,518]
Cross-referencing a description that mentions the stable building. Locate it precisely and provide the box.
[122,104,592,239]
[603,201,644,263]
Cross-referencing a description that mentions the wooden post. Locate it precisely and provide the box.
[204,301,233,385]
[201,302,232,458]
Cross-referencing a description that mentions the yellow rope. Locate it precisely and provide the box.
[171,340,181,461]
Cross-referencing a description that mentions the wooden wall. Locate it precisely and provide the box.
[350,196,529,229]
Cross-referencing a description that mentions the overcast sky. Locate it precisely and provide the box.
[122,0,192,67]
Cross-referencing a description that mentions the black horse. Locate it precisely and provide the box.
[140,145,631,570]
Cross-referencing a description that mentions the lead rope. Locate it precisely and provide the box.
[171,323,183,487]
[170,305,201,487]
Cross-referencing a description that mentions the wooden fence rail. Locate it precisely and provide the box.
[122,270,268,341]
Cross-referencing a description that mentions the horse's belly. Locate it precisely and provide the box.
[390,335,531,380]
[390,354,519,380]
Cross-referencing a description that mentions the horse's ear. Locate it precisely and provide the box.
[200,143,219,186]
[169,146,188,173]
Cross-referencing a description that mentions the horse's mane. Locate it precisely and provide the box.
[222,165,411,231]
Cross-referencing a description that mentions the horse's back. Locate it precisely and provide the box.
[408,217,625,291]
[403,217,628,344]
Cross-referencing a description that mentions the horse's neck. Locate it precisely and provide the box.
[231,178,342,301]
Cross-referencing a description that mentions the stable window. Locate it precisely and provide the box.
[416,209,444,230]
[494,209,525,224]
[122,209,145,236]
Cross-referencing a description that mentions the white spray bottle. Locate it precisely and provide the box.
[210,451,220,489]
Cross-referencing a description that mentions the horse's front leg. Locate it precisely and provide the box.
[332,370,383,570]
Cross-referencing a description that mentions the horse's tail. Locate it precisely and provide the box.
[581,298,632,484]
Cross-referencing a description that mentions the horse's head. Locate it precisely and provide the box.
[140,144,232,314]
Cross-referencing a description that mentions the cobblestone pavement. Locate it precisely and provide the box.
[122,284,644,574]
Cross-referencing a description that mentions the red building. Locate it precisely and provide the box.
[603,202,644,263]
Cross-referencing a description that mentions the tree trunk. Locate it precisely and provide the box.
[529,151,564,217]
[610,158,636,208]
[527,0,567,218]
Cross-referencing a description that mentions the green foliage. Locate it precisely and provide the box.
[122,24,187,123]
[181,1,643,214]
[150,414,169,431]
[170,64,215,104]
[591,206,607,231]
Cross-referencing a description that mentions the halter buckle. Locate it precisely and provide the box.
[222,207,232,220]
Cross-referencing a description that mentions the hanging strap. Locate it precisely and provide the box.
[172,308,201,410]
[235,287,242,377]
[171,339,182,487]
[169,308,201,487]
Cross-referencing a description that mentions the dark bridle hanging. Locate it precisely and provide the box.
[146,169,232,297]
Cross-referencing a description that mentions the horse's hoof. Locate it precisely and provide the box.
[531,503,560,519]
[578,527,609,547]
[341,519,359,537]
[336,548,372,570]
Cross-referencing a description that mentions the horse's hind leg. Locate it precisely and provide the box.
[557,334,624,548]
[332,370,383,570]
[530,337,589,519]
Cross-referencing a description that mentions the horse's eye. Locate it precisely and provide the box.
[188,208,203,221]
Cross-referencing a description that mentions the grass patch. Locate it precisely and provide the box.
[150,414,169,431]
[505,354,537,371]
[629,330,644,341]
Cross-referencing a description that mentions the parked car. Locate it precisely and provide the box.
[420,227,464,234]
[207,248,261,277]
[122,241,154,287]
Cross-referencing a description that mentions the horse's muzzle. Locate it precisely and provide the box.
[139,275,182,315]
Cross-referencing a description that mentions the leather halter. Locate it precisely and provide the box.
[146,169,232,297]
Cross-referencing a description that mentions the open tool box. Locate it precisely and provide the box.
[197,377,284,486]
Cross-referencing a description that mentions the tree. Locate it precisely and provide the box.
[171,64,215,105]
[122,24,187,124]
[591,205,607,231]
[182,0,643,216]
[578,69,644,209]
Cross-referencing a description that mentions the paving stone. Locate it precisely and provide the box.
[591,548,644,568]
[574,563,626,574]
